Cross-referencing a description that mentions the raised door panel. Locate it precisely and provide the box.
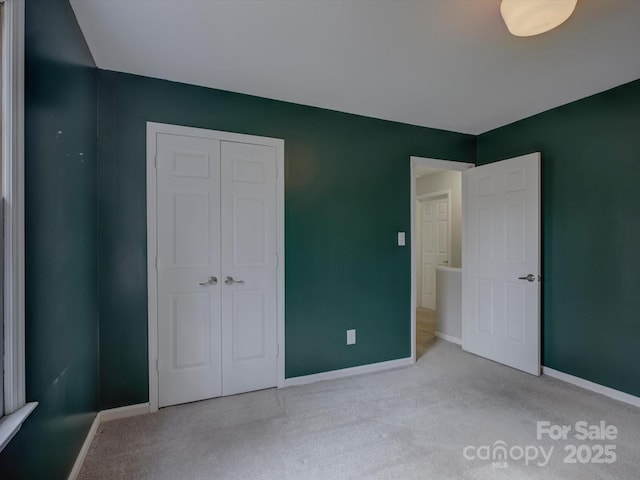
[232,290,266,361]
[233,196,267,267]
[172,293,210,368]
[172,192,210,267]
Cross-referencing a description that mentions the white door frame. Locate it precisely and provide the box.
[410,157,474,363]
[416,190,451,309]
[146,122,285,412]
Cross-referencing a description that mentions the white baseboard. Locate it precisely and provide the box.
[542,367,640,409]
[435,331,462,345]
[67,403,151,480]
[99,402,150,423]
[283,357,413,387]
[67,414,100,480]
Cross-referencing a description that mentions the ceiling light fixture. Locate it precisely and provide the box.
[500,0,578,37]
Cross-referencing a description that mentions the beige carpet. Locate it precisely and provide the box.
[79,340,640,480]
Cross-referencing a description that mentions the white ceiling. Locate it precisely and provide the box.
[70,0,640,135]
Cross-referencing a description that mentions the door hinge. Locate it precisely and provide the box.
[155,255,158,270]
[156,358,159,372]
[277,344,279,357]
[154,155,159,169]
[275,252,279,267]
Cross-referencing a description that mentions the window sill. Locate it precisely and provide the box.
[0,402,38,452]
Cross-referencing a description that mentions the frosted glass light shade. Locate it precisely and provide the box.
[501,0,578,37]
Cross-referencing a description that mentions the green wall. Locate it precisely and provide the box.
[5,1,638,477]
[477,79,640,397]
[0,0,99,479]
[97,70,475,408]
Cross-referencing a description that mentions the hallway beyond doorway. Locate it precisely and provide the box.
[416,308,436,360]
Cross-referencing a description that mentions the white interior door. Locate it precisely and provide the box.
[221,141,278,396]
[157,133,222,407]
[462,153,541,376]
[421,197,449,309]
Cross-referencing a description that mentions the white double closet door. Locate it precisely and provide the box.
[156,132,278,408]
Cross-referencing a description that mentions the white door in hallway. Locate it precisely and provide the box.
[156,133,278,408]
[462,153,541,375]
[420,197,449,309]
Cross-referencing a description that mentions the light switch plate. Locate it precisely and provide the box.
[397,232,406,246]
[347,329,356,345]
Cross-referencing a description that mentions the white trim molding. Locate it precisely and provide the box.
[416,189,451,200]
[435,332,462,345]
[66,415,100,480]
[0,402,36,452]
[410,156,474,363]
[146,122,285,412]
[2,0,27,417]
[0,0,32,454]
[99,402,151,422]
[283,357,413,387]
[68,403,151,480]
[542,367,640,409]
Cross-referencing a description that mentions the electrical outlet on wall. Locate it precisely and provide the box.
[347,329,356,345]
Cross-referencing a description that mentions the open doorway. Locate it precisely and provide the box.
[410,154,541,374]
[410,157,474,361]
